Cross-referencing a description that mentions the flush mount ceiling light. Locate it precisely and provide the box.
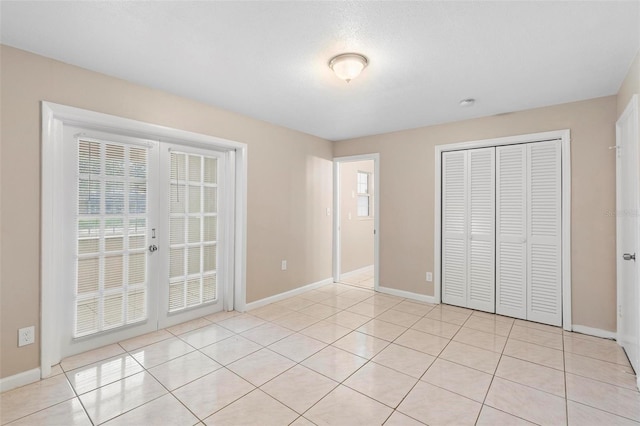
[329,53,368,83]
[459,98,476,107]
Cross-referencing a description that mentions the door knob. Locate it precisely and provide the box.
[149,245,158,253]
[623,253,635,261]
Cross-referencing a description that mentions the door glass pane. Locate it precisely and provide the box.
[74,139,149,338]
[168,151,219,312]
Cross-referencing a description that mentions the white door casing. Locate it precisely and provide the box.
[616,94,640,382]
[332,154,380,291]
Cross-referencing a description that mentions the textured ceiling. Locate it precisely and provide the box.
[1,1,639,141]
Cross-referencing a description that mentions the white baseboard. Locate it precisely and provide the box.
[571,325,616,340]
[340,265,374,280]
[245,277,334,311]
[377,286,436,304]
[0,368,41,393]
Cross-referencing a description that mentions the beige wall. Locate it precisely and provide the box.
[0,45,333,378]
[339,160,374,274]
[334,96,618,332]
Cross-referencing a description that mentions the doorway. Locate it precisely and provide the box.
[41,102,247,376]
[333,154,379,290]
[616,94,640,384]
[434,130,572,330]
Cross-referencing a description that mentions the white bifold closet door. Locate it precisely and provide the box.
[496,141,562,326]
[442,147,495,313]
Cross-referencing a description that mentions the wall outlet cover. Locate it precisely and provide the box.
[18,326,35,347]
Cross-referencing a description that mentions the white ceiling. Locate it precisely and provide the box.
[1,1,639,141]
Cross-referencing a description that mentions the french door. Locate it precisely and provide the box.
[60,126,227,357]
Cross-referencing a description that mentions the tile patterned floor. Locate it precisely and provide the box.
[1,282,639,425]
[338,266,374,289]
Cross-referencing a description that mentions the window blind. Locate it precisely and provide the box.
[75,139,149,337]
[168,152,218,312]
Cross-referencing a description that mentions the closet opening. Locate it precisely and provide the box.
[433,130,571,329]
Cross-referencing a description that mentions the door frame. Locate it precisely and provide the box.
[434,129,572,331]
[333,154,380,291]
[615,94,640,382]
[41,102,247,377]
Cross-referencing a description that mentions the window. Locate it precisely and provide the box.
[357,171,371,217]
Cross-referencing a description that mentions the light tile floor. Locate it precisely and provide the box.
[339,266,374,289]
[1,282,639,425]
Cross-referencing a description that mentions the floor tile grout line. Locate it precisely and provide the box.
[0,386,88,426]
[566,399,640,423]
[472,313,539,426]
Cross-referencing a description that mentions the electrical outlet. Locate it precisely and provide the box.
[426,272,433,282]
[18,326,35,347]
[281,260,287,271]
[326,207,331,216]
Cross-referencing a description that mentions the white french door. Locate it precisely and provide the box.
[60,127,226,357]
[158,144,227,329]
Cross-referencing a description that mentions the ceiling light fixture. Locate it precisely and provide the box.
[459,98,476,107]
[329,53,368,83]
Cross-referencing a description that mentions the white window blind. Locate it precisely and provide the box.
[168,151,218,312]
[357,171,370,217]
[75,139,149,337]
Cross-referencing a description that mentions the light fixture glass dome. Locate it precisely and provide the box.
[329,53,368,82]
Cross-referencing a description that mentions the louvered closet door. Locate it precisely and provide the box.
[527,141,562,326]
[442,151,468,307]
[496,145,528,319]
[467,148,495,312]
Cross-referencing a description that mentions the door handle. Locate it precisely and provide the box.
[149,245,158,253]
[623,253,635,261]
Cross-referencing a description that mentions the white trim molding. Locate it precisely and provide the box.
[434,129,572,330]
[41,101,248,376]
[244,278,334,311]
[571,325,617,340]
[0,368,41,393]
[333,154,380,292]
[377,286,437,304]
